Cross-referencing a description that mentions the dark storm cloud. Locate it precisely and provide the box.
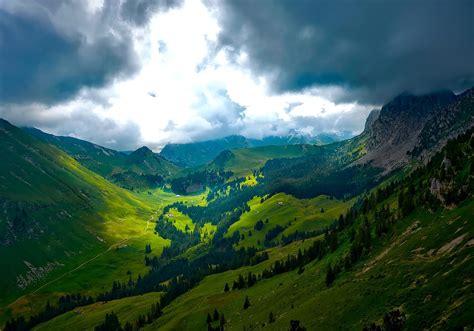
[0,0,180,105]
[217,0,474,103]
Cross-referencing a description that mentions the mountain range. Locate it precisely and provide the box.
[159,131,353,168]
[0,88,473,330]
[25,128,178,190]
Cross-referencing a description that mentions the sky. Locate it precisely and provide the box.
[0,0,472,151]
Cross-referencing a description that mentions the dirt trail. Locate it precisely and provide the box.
[5,209,159,311]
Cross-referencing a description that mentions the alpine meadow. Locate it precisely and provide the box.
[0,1,473,330]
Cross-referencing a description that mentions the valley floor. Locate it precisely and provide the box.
[0,188,207,327]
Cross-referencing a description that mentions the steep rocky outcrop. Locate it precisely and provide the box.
[359,89,473,171]
[412,87,474,159]
[364,109,381,131]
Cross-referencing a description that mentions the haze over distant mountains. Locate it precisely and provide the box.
[18,87,474,180]
[160,131,353,167]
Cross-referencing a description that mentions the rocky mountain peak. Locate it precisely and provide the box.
[363,109,381,132]
[127,146,158,165]
[412,87,474,158]
[360,90,459,171]
[367,90,456,149]
[132,146,153,154]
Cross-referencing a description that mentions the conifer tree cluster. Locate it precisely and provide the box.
[93,300,163,331]
[5,129,473,331]
[206,308,226,331]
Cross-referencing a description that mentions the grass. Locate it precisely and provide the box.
[201,223,217,242]
[25,127,179,185]
[0,122,153,305]
[0,121,208,327]
[3,119,473,330]
[141,198,474,330]
[225,193,352,248]
[33,292,163,331]
[208,145,320,178]
[239,175,258,188]
[144,187,209,207]
[163,208,195,232]
[26,195,474,330]
[0,188,208,326]
[36,238,319,331]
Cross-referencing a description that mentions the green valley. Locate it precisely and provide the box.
[1,89,473,331]
[2,3,473,330]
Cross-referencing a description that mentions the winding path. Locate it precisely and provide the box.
[4,209,159,311]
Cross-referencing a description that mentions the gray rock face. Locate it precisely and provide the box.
[430,177,445,204]
[364,109,381,132]
[361,90,459,171]
[413,87,474,160]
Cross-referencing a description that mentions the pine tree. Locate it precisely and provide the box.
[44,299,53,319]
[94,311,122,331]
[224,282,229,292]
[247,272,254,287]
[289,319,307,331]
[325,264,335,287]
[220,313,226,328]
[213,308,219,321]
[297,265,304,274]
[238,274,245,289]
[243,296,251,309]
[349,228,356,242]
[254,220,264,231]
[269,311,275,323]
[145,244,152,254]
[383,309,406,331]
[123,321,133,331]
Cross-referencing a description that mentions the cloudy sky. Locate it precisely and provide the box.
[0,0,472,151]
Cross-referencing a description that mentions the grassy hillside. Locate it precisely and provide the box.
[29,127,474,330]
[160,134,351,168]
[165,141,344,196]
[36,199,473,330]
[142,129,474,330]
[24,127,128,178]
[208,144,322,178]
[0,121,142,297]
[24,127,179,190]
[160,136,250,168]
[225,193,351,249]
[2,116,473,330]
[126,147,178,177]
[34,292,163,331]
[0,120,192,325]
[146,198,474,330]
[0,187,207,325]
